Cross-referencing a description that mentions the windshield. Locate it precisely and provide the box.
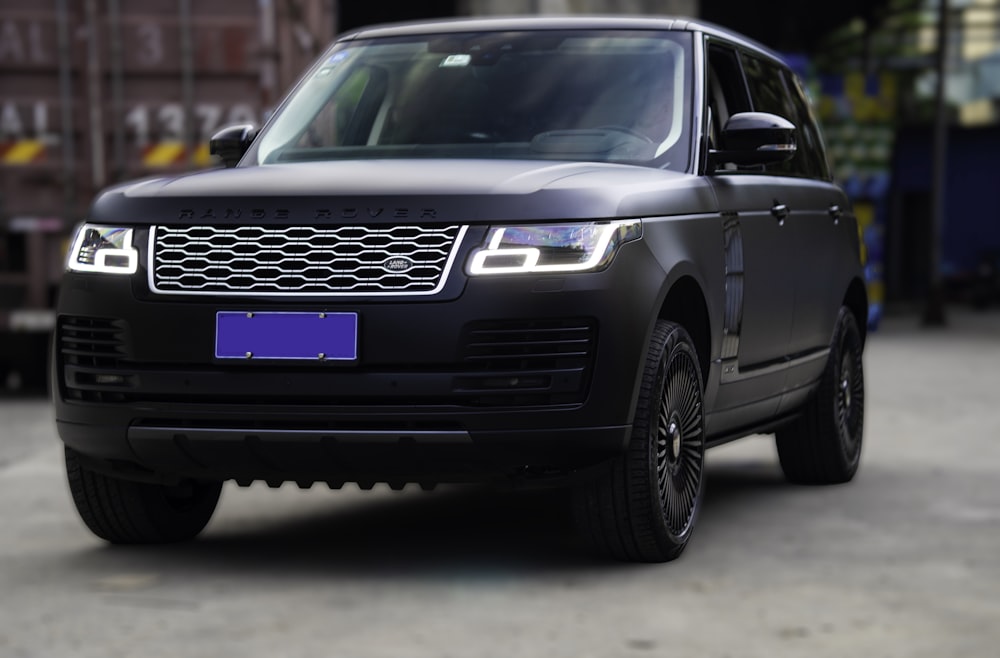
[250,29,693,171]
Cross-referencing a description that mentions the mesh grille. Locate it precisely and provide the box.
[150,225,465,295]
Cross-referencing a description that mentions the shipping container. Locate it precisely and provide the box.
[0,0,335,390]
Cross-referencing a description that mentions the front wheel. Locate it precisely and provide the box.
[65,447,222,544]
[573,320,706,562]
[776,307,865,484]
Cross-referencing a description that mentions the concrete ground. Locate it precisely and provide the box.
[1,309,998,657]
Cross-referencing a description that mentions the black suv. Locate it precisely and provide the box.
[54,17,866,562]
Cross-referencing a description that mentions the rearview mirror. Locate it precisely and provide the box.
[209,124,258,168]
[709,112,796,171]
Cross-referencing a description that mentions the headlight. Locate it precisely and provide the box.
[66,224,138,275]
[468,220,641,275]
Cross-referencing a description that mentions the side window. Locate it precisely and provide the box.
[706,44,751,150]
[742,54,822,179]
[742,55,793,118]
[783,72,832,181]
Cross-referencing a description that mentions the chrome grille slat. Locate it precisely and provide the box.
[150,225,466,296]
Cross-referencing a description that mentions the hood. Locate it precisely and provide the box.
[90,159,716,225]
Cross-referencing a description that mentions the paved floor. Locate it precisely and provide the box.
[1,309,999,657]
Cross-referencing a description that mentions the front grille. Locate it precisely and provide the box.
[150,225,466,296]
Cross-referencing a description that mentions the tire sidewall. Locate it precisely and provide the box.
[831,309,865,473]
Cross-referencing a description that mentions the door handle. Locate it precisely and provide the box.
[828,204,842,223]
[771,203,789,223]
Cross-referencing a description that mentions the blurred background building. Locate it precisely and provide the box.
[1,0,998,391]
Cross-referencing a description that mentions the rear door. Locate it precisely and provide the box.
[778,71,853,357]
[739,53,844,360]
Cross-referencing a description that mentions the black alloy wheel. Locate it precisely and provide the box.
[657,343,705,541]
[574,320,705,562]
[776,306,865,484]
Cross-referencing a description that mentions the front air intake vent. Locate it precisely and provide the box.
[58,316,132,402]
[461,318,597,372]
[456,318,597,405]
[59,316,127,369]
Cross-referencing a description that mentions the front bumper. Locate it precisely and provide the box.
[53,240,665,484]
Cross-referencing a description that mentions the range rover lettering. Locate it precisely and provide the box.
[54,17,867,562]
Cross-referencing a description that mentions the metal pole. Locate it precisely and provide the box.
[923,0,950,326]
[109,0,126,182]
[85,0,106,193]
[56,0,76,220]
[179,0,197,161]
[259,0,278,112]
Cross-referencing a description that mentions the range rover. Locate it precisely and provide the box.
[54,16,866,562]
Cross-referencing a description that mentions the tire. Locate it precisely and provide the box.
[65,447,222,544]
[573,320,706,562]
[776,307,865,484]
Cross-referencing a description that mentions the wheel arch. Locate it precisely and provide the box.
[657,274,712,384]
[843,277,869,345]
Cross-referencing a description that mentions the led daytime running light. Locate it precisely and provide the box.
[468,220,640,275]
[67,225,139,275]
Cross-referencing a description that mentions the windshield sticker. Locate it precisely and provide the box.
[326,51,351,66]
[440,54,471,68]
[316,51,351,76]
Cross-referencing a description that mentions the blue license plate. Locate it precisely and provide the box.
[215,312,358,361]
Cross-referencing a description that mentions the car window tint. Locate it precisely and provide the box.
[293,66,389,148]
[706,44,751,150]
[741,54,818,179]
[782,71,832,180]
[256,30,694,171]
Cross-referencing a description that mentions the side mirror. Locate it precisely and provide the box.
[709,112,796,170]
[209,124,257,168]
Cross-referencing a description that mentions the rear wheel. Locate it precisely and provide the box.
[776,307,865,484]
[573,320,705,562]
[65,447,222,544]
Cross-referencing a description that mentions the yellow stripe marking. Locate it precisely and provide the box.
[143,141,186,167]
[192,142,212,167]
[4,140,45,163]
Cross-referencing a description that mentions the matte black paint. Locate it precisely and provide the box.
[54,17,865,486]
